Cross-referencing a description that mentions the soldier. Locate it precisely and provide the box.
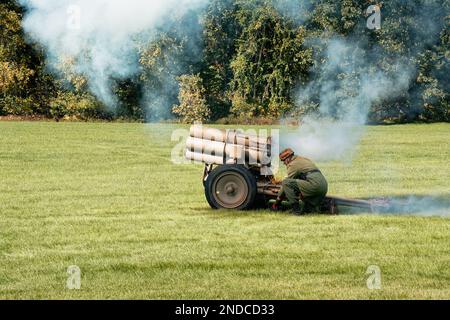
[273,148,328,215]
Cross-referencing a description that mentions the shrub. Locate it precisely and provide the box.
[172,74,211,123]
[0,96,35,115]
[49,91,108,121]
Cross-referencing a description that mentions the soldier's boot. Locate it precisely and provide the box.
[291,201,305,216]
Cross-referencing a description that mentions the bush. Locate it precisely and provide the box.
[0,96,35,115]
[230,94,264,118]
[172,74,211,123]
[49,91,108,121]
[216,115,278,125]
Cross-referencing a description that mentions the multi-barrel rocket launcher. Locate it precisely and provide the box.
[185,125,389,214]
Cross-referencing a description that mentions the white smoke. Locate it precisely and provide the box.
[272,0,314,25]
[369,195,450,217]
[281,37,414,161]
[275,1,446,163]
[282,118,364,162]
[18,0,209,108]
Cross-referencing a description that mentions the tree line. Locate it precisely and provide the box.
[0,0,448,123]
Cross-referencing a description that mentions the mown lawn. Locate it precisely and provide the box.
[0,122,449,299]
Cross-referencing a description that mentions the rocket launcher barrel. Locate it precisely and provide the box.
[185,150,237,165]
[186,137,270,158]
[189,125,271,149]
[185,125,272,166]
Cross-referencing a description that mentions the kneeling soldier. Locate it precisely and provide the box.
[273,148,328,215]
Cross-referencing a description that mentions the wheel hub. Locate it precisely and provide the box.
[212,172,249,209]
[225,183,237,195]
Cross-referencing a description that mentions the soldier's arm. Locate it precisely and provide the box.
[277,166,294,201]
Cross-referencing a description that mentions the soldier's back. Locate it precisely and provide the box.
[287,156,319,178]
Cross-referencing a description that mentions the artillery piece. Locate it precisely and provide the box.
[185,125,387,214]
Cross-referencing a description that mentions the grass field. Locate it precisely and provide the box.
[0,122,449,299]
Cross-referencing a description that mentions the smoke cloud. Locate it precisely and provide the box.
[364,195,450,217]
[274,1,449,216]
[272,0,315,25]
[281,37,414,161]
[279,2,445,162]
[18,0,209,111]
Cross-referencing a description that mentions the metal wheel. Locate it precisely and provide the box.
[205,165,257,210]
[212,171,249,209]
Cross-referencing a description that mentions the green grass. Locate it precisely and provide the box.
[0,122,449,299]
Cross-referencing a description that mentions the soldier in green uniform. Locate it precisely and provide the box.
[272,148,328,215]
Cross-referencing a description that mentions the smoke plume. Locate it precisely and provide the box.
[358,195,450,217]
[384,195,450,217]
[18,0,209,113]
[281,37,414,161]
[279,1,445,162]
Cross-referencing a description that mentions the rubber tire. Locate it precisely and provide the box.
[205,165,257,210]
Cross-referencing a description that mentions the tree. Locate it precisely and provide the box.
[201,0,241,120]
[0,0,448,123]
[0,3,40,115]
[139,8,204,122]
[229,2,312,118]
[173,74,211,123]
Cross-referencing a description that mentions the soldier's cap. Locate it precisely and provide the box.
[279,148,295,161]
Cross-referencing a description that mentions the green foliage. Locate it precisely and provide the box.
[0,2,59,117]
[0,95,35,115]
[139,34,187,121]
[415,16,450,122]
[0,0,449,123]
[172,74,211,123]
[114,77,144,121]
[48,91,107,121]
[0,3,37,115]
[201,0,241,120]
[230,4,312,118]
